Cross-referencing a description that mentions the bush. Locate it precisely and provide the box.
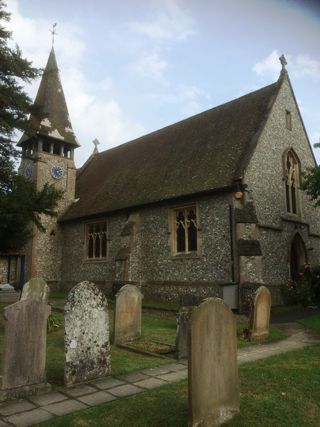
[282,263,320,306]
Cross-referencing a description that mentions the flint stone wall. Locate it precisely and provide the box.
[114,284,142,344]
[64,281,111,386]
[188,298,239,426]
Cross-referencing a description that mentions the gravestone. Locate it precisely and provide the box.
[188,298,239,426]
[114,284,142,344]
[20,277,50,303]
[175,306,193,359]
[0,299,51,401]
[64,281,111,386]
[251,285,271,341]
[0,283,19,303]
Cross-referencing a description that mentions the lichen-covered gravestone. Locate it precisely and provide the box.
[114,284,142,344]
[64,281,111,386]
[251,285,272,341]
[0,299,51,401]
[20,277,50,303]
[188,298,239,426]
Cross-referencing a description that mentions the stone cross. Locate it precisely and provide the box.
[64,281,111,386]
[92,138,100,154]
[188,298,239,426]
[251,285,272,341]
[50,23,57,47]
[279,54,287,70]
[114,284,142,344]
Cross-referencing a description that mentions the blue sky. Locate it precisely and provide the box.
[6,0,320,166]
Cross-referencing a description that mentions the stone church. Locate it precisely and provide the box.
[15,48,320,309]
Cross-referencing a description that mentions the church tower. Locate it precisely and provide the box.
[18,47,80,284]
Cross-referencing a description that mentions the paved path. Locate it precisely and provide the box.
[0,323,319,427]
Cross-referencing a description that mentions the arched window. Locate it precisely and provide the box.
[284,150,301,215]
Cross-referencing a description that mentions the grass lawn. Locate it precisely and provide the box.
[298,314,320,332]
[37,344,320,427]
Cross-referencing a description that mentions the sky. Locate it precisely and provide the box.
[5,0,320,167]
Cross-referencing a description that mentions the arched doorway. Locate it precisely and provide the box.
[290,234,307,280]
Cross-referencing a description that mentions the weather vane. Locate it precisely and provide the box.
[50,23,57,47]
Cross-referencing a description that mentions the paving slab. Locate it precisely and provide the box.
[5,408,53,426]
[108,384,144,398]
[0,400,35,416]
[77,391,116,406]
[42,399,88,416]
[28,391,68,406]
[117,372,149,383]
[139,366,171,376]
[156,370,187,382]
[134,377,167,390]
[91,377,125,390]
[64,384,97,397]
[154,363,186,372]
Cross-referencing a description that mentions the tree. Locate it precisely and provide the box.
[302,142,320,207]
[0,1,62,252]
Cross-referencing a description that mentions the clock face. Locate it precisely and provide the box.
[24,165,32,179]
[51,165,63,180]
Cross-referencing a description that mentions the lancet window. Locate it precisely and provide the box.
[285,150,301,215]
[172,205,198,254]
[86,221,107,259]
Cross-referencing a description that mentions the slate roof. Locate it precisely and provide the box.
[61,78,282,222]
[18,48,79,147]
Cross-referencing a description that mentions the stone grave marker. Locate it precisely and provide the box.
[0,299,51,400]
[0,283,19,303]
[251,285,271,341]
[64,281,111,386]
[175,306,193,359]
[20,277,50,303]
[188,297,239,426]
[114,284,142,344]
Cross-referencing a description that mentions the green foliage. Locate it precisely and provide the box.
[47,312,62,333]
[0,1,62,252]
[299,314,320,332]
[302,165,320,207]
[282,263,320,306]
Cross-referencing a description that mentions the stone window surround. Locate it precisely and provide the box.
[168,203,201,257]
[285,109,292,131]
[283,148,302,218]
[83,219,108,262]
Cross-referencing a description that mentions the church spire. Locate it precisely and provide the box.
[18,47,79,148]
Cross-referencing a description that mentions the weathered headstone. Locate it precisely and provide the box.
[0,299,51,400]
[175,306,193,359]
[114,284,142,344]
[188,298,239,426]
[64,281,111,386]
[251,285,271,341]
[20,277,50,303]
[0,283,19,303]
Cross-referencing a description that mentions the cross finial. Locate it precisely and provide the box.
[92,138,100,154]
[50,23,57,47]
[279,54,287,70]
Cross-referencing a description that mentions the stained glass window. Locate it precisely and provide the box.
[285,150,300,215]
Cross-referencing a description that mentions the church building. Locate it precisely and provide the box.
[17,48,320,309]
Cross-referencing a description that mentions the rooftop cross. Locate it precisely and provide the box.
[279,54,287,70]
[50,23,57,47]
[92,138,100,154]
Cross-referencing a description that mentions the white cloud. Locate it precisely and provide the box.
[6,0,145,167]
[129,0,195,41]
[253,50,320,80]
[132,53,168,80]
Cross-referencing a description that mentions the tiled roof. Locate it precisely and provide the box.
[61,79,281,221]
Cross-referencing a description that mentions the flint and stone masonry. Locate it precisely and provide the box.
[64,281,111,387]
